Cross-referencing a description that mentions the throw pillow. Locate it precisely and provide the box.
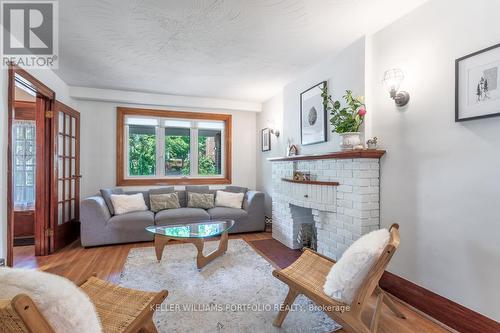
[150,193,181,212]
[100,188,124,215]
[323,229,390,304]
[0,268,103,333]
[187,192,214,209]
[215,190,245,209]
[110,193,148,215]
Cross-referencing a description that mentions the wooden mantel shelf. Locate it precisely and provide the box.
[281,178,339,186]
[268,149,386,162]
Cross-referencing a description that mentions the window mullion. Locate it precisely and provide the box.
[191,125,198,177]
[157,122,164,177]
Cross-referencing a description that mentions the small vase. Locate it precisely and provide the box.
[339,132,361,150]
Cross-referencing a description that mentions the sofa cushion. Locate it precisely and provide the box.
[125,190,151,209]
[107,210,154,230]
[155,208,210,225]
[224,186,248,194]
[185,185,210,193]
[215,190,244,209]
[208,207,248,222]
[149,187,175,195]
[187,192,215,209]
[150,193,181,212]
[110,193,148,215]
[100,188,124,215]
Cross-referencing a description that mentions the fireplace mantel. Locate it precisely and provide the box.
[268,149,385,162]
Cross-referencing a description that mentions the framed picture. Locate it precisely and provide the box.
[261,128,271,151]
[456,43,500,121]
[301,81,327,145]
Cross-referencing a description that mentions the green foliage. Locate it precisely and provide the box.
[198,136,218,175]
[321,88,366,133]
[128,134,156,176]
[166,135,190,175]
[128,133,219,176]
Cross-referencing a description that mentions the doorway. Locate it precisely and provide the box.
[7,65,81,267]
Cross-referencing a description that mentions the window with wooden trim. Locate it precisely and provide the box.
[117,107,232,185]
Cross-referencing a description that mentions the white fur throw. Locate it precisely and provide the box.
[0,268,102,333]
[323,229,390,304]
[215,190,245,209]
[110,193,148,215]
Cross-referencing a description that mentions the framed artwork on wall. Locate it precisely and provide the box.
[261,128,271,151]
[300,81,327,145]
[456,43,500,121]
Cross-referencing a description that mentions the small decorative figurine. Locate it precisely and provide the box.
[287,144,298,156]
[366,137,378,149]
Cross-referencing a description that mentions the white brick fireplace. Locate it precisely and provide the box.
[269,151,385,260]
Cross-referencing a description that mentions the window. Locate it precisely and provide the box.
[117,108,231,185]
[12,120,36,210]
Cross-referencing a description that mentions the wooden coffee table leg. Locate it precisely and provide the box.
[154,235,171,262]
[193,231,229,270]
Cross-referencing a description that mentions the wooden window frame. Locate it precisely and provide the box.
[116,107,232,186]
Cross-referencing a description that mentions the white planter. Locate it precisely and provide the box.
[339,132,361,150]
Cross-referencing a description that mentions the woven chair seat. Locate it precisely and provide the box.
[279,249,334,297]
[80,277,159,333]
[0,299,30,333]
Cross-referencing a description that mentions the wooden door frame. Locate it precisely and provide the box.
[7,64,55,266]
[51,101,81,252]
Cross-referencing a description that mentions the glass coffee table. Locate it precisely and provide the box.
[146,220,234,270]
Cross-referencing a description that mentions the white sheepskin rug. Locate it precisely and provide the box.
[0,268,102,333]
[323,229,390,304]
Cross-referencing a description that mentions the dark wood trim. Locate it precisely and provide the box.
[116,107,232,186]
[281,178,339,186]
[380,271,500,333]
[268,149,386,162]
[7,64,55,266]
[14,101,36,120]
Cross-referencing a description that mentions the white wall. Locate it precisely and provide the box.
[77,100,257,197]
[256,38,366,216]
[370,0,500,321]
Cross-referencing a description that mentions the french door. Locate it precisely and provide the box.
[50,101,80,252]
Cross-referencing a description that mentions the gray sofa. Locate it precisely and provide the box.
[80,185,265,247]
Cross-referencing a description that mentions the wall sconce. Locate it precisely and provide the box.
[270,128,280,138]
[383,68,410,107]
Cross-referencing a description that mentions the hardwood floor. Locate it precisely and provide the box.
[13,230,452,333]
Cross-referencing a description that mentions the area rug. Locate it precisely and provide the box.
[119,239,341,333]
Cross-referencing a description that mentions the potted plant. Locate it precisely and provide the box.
[321,88,366,150]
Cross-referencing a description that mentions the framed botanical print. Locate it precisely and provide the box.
[261,128,271,152]
[456,43,500,121]
[300,81,327,145]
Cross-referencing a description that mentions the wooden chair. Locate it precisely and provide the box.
[273,224,405,333]
[0,274,168,333]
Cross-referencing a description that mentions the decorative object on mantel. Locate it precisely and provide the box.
[383,68,410,107]
[455,42,500,121]
[286,140,298,156]
[261,128,271,152]
[321,88,366,150]
[293,171,311,181]
[366,137,378,149]
[300,81,327,145]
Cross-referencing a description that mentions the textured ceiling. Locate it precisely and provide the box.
[57,0,428,102]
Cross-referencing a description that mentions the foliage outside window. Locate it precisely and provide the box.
[125,114,225,180]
